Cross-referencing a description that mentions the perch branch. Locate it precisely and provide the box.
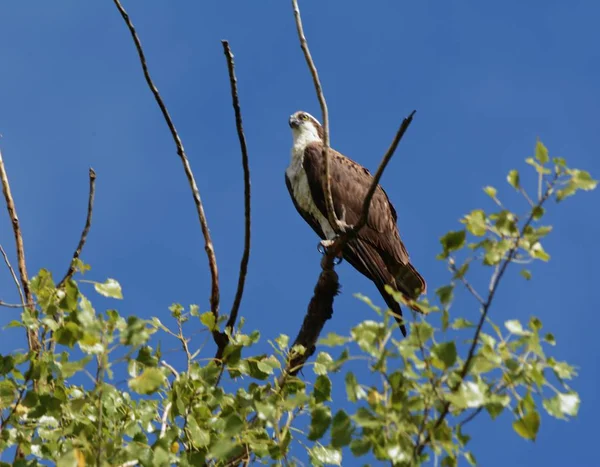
[58,168,96,288]
[0,148,38,351]
[221,40,252,337]
[0,243,25,308]
[112,0,222,346]
[291,0,342,232]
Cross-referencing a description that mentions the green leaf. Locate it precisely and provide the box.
[439,230,466,258]
[571,169,597,191]
[187,416,210,448]
[464,452,477,466]
[345,372,363,402]
[275,334,289,350]
[535,140,549,164]
[530,242,550,262]
[507,169,520,189]
[436,285,454,308]
[308,406,332,441]
[505,320,531,336]
[0,380,16,409]
[350,438,371,457]
[310,445,341,466]
[532,206,545,220]
[314,352,334,375]
[93,278,123,299]
[451,318,474,330]
[55,322,83,348]
[314,375,332,403]
[463,209,487,236]
[319,332,349,347]
[224,414,244,436]
[512,410,540,440]
[200,311,216,331]
[520,269,532,280]
[483,185,497,198]
[331,410,353,448]
[558,392,580,416]
[128,367,165,395]
[432,341,457,369]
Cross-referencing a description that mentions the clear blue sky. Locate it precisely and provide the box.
[1,1,599,465]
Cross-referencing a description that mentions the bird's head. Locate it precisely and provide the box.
[289,110,324,144]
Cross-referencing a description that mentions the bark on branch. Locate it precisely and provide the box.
[111,0,223,347]
[58,168,96,288]
[221,40,252,339]
[0,148,38,352]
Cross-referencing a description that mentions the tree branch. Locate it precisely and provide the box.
[0,243,25,308]
[415,174,559,456]
[291,0,341,232]
[0,148,38,351]
[221,40,252,338]
[58,168,96,288]
[112,0,222,346]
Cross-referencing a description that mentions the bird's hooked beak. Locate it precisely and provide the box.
[289,115,300,129]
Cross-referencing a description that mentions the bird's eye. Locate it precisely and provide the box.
[300,114,309,121]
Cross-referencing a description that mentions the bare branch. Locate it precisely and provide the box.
[448,257,484,306]
[285,262,339,377]
[112,0,221,344]
[161,360,179,378]
[58,168,96,288]
[221,40,252,336]
[0,148,38,351]
[159,401,172,439]
[291,0,341,232]
[353,111,416,233]
[0,243,25,307]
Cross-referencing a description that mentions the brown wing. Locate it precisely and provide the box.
[302,141,426,299]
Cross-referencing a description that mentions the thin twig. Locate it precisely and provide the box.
[112,0,222,346]
[161,360,179,378]
[415,173,559,456]
[291,0,340,232]
[221,40,252,337]
[0,244,25,307]
[0,148,38,351]
[448,258,484,306]
[160,402,172,439]
[58,168,96,288]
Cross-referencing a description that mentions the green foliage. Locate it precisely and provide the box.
[0,142,593,466]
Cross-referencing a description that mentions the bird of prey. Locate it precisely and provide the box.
[285,110,426,336]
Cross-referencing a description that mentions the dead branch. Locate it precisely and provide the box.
[0,243,25,308]
[291,0,343,232]
[286,254,340,377]
[112,0,222,347]
[221,40,252,337]
[57,168,96,288]
[353,111,416,233]
[0,148,38,351]
[284,0,416,376]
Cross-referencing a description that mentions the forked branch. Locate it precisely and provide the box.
[286,0,416,375]
[112,0,222,346]
[58,168,96,288]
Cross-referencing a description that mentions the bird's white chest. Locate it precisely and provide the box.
[286,146,336,240]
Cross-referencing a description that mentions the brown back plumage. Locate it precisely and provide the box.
[298,141,427,333]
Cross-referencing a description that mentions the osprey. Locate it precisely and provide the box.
[285,110,426,336]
